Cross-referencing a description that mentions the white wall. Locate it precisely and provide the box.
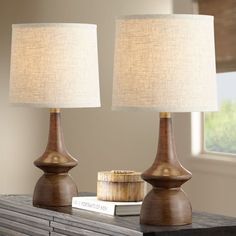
[0,0,48,194]
[0,0,172,194]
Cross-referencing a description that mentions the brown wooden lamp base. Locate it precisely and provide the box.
[33,173,78,207]
[140,112,192,226]
[33,109,78,207]
[140,188,192,226]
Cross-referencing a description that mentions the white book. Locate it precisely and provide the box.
[72,196,142,216]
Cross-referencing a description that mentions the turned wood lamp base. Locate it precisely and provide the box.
[33,173,78,207]
[140,188,192,226]
[33,109,78,207]
[140,112,192,226]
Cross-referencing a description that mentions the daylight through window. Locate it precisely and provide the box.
[205,72,236,154]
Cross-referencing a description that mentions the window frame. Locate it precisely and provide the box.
[190,112,236,177]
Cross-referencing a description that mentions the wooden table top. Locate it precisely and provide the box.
[0,194,236,236]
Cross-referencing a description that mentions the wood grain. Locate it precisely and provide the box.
[0,208,50,231]
[0,217,49,236]
[97,171,144,202]
[140,114,192,225]
[33,110,78,207]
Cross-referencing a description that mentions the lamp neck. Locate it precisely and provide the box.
[47,108,66,152]
[156,113,177,163]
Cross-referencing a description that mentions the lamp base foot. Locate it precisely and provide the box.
[140,188,192,226]
[33,173,78,207]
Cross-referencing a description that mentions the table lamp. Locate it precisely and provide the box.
[112,15,217,226]
[9,23,100,207]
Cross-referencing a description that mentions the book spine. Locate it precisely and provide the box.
[72,199,115,215]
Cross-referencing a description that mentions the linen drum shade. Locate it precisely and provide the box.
[10,23,100,108]
[112,15,217,112]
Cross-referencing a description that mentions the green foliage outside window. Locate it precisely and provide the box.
[205,101,236,154]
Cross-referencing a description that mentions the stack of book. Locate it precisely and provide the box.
[72,196,142,216]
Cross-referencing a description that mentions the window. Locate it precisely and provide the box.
[204,72,236,154]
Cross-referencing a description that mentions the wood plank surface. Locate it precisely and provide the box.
[52,221,109,236]
[0,217,49,236]
[0,208,51,230]
[51,233,66,236]
[0,226,28,236]
[0,195,236,236]
[53,213,142,236]
[0,195,53,220]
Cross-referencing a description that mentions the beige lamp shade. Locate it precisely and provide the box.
[112,15,217,112]
[10,23,100,108]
